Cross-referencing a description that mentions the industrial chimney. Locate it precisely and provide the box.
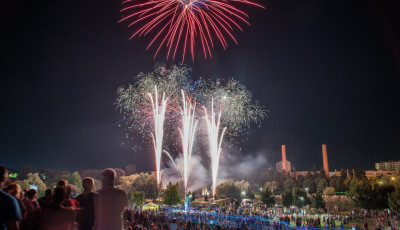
[322,144,329,179]
[282,145,287,172]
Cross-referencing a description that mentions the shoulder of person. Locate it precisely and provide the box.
[0,191,18,205]
[113,187,128,195]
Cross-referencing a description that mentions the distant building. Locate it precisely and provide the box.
[375,161,400,171]
[366,170,397,178]
[276,160,291,173]
[290,171,308,179]
[289,170,339,179]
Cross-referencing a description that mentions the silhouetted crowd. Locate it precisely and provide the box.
[1,165,128,230]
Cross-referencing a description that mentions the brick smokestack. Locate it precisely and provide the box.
[282,145,287,172]
[322,144,329,179]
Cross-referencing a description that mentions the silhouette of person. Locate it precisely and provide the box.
[93,168,128,230]
[0,165,22,230]
[76,177,96,230]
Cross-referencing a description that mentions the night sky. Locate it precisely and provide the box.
[1,0,399,172]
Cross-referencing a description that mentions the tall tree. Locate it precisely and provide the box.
[348,179,375,210]
[131,173,159,200]
[292,187,310,207]
[68,171,83,191]
[374,182,394,210]
[329,176,342,192]
[282,190,293,208]
[283,179,296,191]
[216,180,241,202]
[317,178,328,193]
[163,183,181,206]
[303,179,316,194]
[261,188,275,207]
[130,191,145,206]
[388,186,400,213]
[24,173,47,196]
[312,192,326,209]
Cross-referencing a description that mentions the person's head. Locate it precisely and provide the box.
[6,183,21,199]
[101,168,116,187]
[82,177,94,192]
[56,179,68,189]
[20,189,26,199]
[52,187,66,206]
[0,165,8,188]
[44,188,53,197]
[26,188,38,200]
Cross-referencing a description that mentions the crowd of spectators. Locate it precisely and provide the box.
[1,165,128,230]
[1,165,398,230]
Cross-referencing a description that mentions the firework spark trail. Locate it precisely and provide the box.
[178,90,198,192]
[163,150,181,174]
[148,85,168,184]
[204,99,226,197]
[120,0,264,62]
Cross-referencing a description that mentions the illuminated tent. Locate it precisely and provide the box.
[142,202,159,211]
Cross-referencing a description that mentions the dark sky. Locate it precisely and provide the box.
[1,0,399,172]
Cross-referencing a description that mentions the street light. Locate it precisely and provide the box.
[305,187,308,194]
[260,187,263,191]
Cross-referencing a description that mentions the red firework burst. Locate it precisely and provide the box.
[120,0,263,62]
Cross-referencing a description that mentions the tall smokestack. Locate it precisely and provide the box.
[322,144,329,179]
[282,145,287,172]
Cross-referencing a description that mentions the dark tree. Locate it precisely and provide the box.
[349,179,375,210]
[17,165,37,180]
[388,186,400,213]
[261,188,275,207]
[303,179,316,194]
[283,179,296,191]
[40,169,70,187]
[216,180,241,202]
[329,176,342,192]
[317,178,328,193]
[374,183,394,210]
[312,192,326,209]
[292,187,310,207]
[282,190,293,208]
[296,175,305,188]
